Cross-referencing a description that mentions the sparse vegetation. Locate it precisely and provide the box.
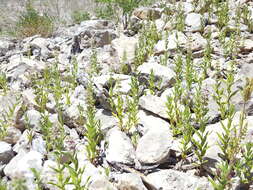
[71,10,90,24]
[15,1,54,37]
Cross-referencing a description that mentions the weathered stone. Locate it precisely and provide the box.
[185,13,203,32]
[133,7,162,20]
[147,169,212,190]
[138,110,170,134]
[13,130,47,155]
[0,141,14,165]
[112,34,138,63]
[106,128,135,165]
[154,31,188,54]
[139,94,167,119]
[3,55,46,83]
[136,127,173,164]
[114,173,147,190]
[95,109,117,133]
[93,74,132,95]
[89,176,117,190]
[21,109,41,131]
[3,126,22,144]
[137,61,176,89]
[187,32,207,52]
[4,150,43,179]
[0,39,15,56]
[240,39,253,53]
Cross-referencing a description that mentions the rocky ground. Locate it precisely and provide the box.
[1,0,253,190]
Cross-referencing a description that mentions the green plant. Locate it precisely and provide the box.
[0,97,21,140]
[95,4,115,20]
[49,151,70,190]
[148,69,156,95]
[209,161,233,190]
[241,5,253,33]
[134,22,160,68]
[90,49,101,76]
[0,72,9,94]
[126,76,140,132]
[31,168,43,190]
[16,0,54,37]
[109,90,124,131]
[96,0,144,26]
[216,0,229,29]
[192,80,209,170]
[11,178,28,190]
[64,152,90,190]
[202,30,212,78]
[71,10,90,24]
[174,2,185,31]
[0,178,8,190]
[166,55,184,136]
[40,113,54,152]
[235,142,253,187]
[160,31,169,66]
[85,80,103,165]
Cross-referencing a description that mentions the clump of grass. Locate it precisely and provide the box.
[16,1,54,37]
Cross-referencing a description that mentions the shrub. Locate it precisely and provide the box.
[71,10,90,24]
[16,1,54,38]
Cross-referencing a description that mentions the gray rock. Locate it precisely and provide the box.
[74,21,117,48]
[4,55,46,82]
[111,34,138,63]
[0,141,14,165]
[106,128,136,165]
[181,2,194,13]
[239,39,253,53]
[93,74,132,95]
[63,98,87,128]
[154,31,188,54]
[136,127,173,164]
[139,94,168,119]
[187,32,207,53]
[138,110,170,135]
[0,39,15,56]
[3,126,22,144]
[4,150,43,179]
[21,109,41,132]
[95,109,117,133]
[238,63,253,78]
[13,130,47,155]
[89,176,117,190]
[114,173,147,190]
[23,37,54,60]
[185,13,203,32]
[133,7,162,20]
[147,169,212,190]
[137,61,176,89]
